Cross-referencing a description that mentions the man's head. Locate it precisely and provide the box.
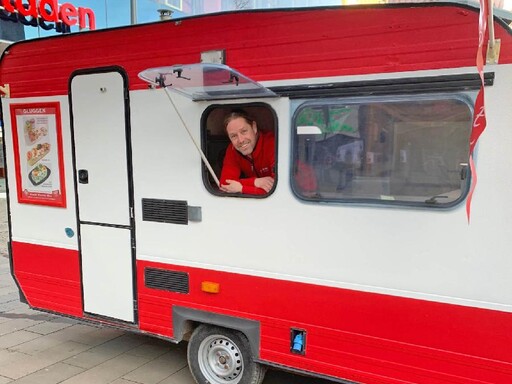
[224,110,258,156]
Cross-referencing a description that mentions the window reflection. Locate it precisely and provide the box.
[292,95,473,207]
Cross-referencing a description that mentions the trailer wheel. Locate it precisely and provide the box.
[187,324,266,384]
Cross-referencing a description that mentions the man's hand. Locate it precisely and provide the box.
[220,179,243,193]
[254,176,274,193]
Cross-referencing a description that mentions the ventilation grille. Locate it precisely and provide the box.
[145,268,189,294]
[142,198,188,225]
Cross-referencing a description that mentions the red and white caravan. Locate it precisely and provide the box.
[1,2,512,384]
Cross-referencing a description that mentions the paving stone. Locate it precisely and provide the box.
[63,333,149,369]
[37,340,92,361]
[0,340,91,380]
[0,279,16,290]
[0,308,55,324]
[60,353,151,384]
[110,379,139,384]
[0,349,28,368]
[0,291,18,303]
[159,367,196,384]
[10,306,59,318]
[0,297,21,309]
[60,326,126,347]
[121,349,188,384]
[0,351,54,380]
[15,322,111,356]
[0,330,41,349]
[7,362,84,384]
[0,317,46,336]
[25,318,76,335]
[0,316,10,325]
[49,323,114,346]
[11,332,82,355]
[0,286,15,296]
[54,316,81,325]
[0,283,15,292]
[0,300,27,313]
[124,338,172,359]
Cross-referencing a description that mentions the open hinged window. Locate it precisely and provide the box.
[138,63,277,101]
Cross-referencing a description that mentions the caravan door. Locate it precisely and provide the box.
[70,69,135,323]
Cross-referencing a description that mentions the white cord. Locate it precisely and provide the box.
[162,87,220,187]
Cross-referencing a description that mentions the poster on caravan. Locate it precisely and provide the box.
[10,102,66,208]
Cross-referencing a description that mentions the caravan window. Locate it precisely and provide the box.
[202,104,277,197]
[291,95,473,207]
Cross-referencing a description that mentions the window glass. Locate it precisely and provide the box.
[138,64,276,101]
[291,95,473,207]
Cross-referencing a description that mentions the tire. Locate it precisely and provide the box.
[187,324,266,384]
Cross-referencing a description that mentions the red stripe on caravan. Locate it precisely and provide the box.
[1,6,512,98]
[11,241,83,317]
[137,260,512,384]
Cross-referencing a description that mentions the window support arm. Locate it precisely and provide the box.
[162,87,220,187]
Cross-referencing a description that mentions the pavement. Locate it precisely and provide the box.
[0,198,331,384]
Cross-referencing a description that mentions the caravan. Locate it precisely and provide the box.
[1,3,512,384]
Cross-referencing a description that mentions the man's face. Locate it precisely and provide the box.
[226,117,258,156]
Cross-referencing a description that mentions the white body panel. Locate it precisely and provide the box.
[3,96,78,250]
[81,225,134,322]
[129,65,512,313]
[3,66,511,314]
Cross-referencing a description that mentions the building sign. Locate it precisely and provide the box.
[0,0,95,33]
[10,102,67,208]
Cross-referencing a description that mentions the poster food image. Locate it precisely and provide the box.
[10,103,66,207]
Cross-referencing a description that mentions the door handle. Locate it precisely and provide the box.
[78,169,89,184]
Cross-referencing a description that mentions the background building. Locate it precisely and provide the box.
[2,0,510,40]
[0,19,25,41]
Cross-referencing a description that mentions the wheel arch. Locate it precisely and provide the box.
[172,306,261,359]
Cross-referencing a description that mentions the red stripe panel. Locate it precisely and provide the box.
[11,241,83,317]
[1,6,512,99]
[137,260,512,384]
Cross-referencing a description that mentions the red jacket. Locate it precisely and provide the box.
[220,131,275,195]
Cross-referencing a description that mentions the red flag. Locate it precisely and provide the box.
[466,0,488,222]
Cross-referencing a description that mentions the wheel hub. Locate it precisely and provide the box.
[199,335,244,383]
